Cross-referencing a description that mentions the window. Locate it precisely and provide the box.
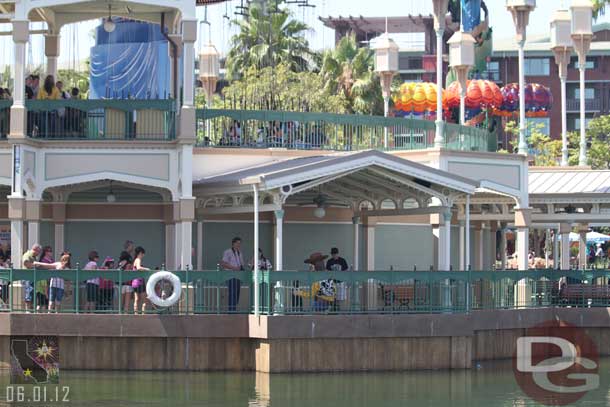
[574,117,593,130]
[574,88,595,99]
[570,57,596,69]
[526,118,550,137]
[524,58,550,76]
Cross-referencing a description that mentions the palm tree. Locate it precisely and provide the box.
[225,1,312,80]
[320,35,383,115]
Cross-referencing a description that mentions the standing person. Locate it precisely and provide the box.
[34,254,70,313]
[98,257,115,311]
[326,248,349,271]
[124,241,135,260]
[132,247,150,314]
[35,246,54,311]
[21,244,43,311]
[249,248,272,271]
[83,251,100,312]
[37,75,60,100]
[220,237,244,312]
[117,251,133,313]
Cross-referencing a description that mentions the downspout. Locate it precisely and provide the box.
[161,12,179,101]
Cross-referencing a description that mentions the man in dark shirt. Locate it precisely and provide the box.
[326,247,349,271]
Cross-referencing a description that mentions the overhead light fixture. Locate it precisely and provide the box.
[313,207,326,219]
[103,4,116,33]
[106,181,117,203]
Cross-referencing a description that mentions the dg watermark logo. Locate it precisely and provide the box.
[513,320,599,406]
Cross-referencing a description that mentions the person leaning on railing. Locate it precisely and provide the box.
[33,254,71,313]
[36,75,61,138]
[21,243,43,311]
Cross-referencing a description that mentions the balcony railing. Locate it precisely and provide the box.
[195,109,497,152]
[24,99,176,140]
[1,268,608,315]
[0,100,10,139]
[566,98,602,112]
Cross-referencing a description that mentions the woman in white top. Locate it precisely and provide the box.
[34,254,71,312]
[132,246,150,314]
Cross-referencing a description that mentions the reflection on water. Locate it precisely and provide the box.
[0,359,608,406]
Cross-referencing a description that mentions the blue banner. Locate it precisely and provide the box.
[461,0,481,33]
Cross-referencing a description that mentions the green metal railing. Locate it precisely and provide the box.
[1,268,608,315]
[24,99,176,140]
[195,109,497,152]
[2,269,252,314]
[256,269,610,315]
[0,100,10,139]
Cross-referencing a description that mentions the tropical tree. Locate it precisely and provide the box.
[320,35,383,115]
[225,1,312,80]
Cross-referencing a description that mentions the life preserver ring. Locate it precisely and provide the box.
[146,271,182,307]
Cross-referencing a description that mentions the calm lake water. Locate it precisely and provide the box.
[0,359,609,406]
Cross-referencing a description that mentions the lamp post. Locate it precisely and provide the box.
[447,31,475,126]
[506,0,536,155]
[550,9,573,167]
[432,0,450,147]
[373,30,399,149]
[199,43,220,109]
[571,0,594,167]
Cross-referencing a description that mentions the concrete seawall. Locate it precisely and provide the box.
[1,308,609,372]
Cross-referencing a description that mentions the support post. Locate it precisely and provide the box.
[10,20,29,140]
[352,216,360,271]
[459,220,465,271]
[274,210,284,271]
[559,223,571,270]
[518,40,527,154]
[514,208,531,270]
[26,200,41,249]
[44,33,60,79]
[465,195,470,269]
[52,202,66,260]
[434,28,445,147]
[500,224,508,270]
[179,19,197,142]
[553,228,559,269]
[578,61,587,166]
[577,224,588,270]
[439,209,452,271]
[363,218,376,271]
[253,185,260,316]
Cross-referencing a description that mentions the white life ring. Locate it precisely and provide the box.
[146,271,182,307]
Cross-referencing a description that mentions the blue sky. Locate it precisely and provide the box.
[0,0,608,71]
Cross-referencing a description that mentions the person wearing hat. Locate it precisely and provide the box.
[326,248,349,271]
[304,252,328,271]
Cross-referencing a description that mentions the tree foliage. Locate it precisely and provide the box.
[320,35,383,115]
[225,1,312,80]
[218,63,347,114]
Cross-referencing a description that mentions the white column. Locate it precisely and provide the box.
[465,195,470,269]
[578,63,587,166]
[10,21,28,139]
[364,220,376,271]
[460,84,466,126]
[517,40,528,154]
[10,220,23,267]
[54,223,64,260]
[352,217,360,271]
[560,75,569,166]
[560,223,571,270]
[459,220,465,271]
[553,229,560,269]
[516,228,529,270]
[489,224,497,269]
[27,221,39,249]
[44,33,60,79]
[196,221,203,270]
[475,225,484,270]
[578,226,588,270]
[253,185,260,316]
[438,209,451,270]
[500,226,507,270]
[274,210,284,270]
[180,221,192,270]
[434,28,445,147]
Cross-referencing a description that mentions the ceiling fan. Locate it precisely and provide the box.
[298,187,329,218]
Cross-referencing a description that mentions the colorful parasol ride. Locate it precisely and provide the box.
[392,82,447,118]
[493,83,553,118]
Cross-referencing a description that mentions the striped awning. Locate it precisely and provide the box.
[529,170,610,195]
